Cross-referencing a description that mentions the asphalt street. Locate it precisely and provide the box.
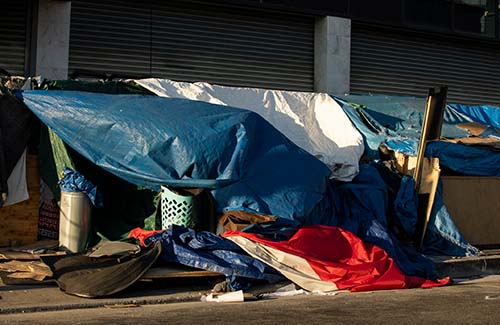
[2,276,500,324]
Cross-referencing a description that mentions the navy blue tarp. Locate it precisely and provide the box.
[21,90,331,220]
[143,225,282,288]
[332,94,486,257]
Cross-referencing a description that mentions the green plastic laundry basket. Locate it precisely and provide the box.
[160,186,199,229]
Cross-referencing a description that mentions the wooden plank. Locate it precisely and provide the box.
[0,154,40,247]
[0,250,66,261]
[416,158,440,249]
[142,265,223,279]
[0,240,62,260]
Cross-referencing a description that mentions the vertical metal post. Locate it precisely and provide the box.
[414,86,448,249]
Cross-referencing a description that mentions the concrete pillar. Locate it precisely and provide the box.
[35,0,71,79]
[314,16,351,95]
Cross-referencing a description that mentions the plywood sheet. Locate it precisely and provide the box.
[142,265,222,279]
[442,176,500,246]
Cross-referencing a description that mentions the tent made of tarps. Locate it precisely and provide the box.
[135,78,364,182]
[21,90,333,228]
[336,94,500,176]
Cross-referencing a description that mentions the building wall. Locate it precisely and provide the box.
[314,16,350,95]
[7,0,500,105]
[35,0,71,80]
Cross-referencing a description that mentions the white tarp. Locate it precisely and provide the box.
[135,79,364,181]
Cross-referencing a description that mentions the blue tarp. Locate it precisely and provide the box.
[393,175,478,256]
[333,164,440,277]
[21,90,331,221]
[449,103,500,130]
[332,94,486,257]
[144,225,282,288]
[337,94,475,139]
[335,94,500,177]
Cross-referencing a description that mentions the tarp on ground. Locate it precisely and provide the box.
[135,78,364,182]
[21,90,332,221]
[130,225,282,289]
[224,225,450,292]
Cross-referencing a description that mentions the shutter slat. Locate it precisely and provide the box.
[69,0,314,91]
[0,0,27,76]
[351,23,500,106]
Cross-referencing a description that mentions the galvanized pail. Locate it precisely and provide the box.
[59,191,92,253]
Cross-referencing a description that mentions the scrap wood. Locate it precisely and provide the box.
[0,260,53,278]
[0,240,63,260]
[142,265,223,279]
[457,122,490,136]
[0,250,66,261]
[0,260,53,283]
[6,272,47,282]
[10,240,59,254]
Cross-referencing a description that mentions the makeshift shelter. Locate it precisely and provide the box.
[2,77,493,295]
[336,94,500,248]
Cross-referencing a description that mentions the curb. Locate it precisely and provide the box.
[434,255,500,278]
[0,293,201,315]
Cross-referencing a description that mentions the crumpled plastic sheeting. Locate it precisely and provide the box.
[393,175,479,256]
[21,90,331,221]
[449,103,500,130]
[334,164,440,278]
[133,225,282,286]
[336,94,474,139]
[59,166,102,207]
[335,95,500,177]
[135,78,364,181]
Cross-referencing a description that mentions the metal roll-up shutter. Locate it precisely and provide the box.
[351,23,500,106]
[69,0,314,91]
[0,0,27,76]
[150,1,314,91]
[69,0,152,78]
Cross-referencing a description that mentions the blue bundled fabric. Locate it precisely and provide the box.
[59,166,102,207]
[334,164,439,277]
[426,141,500,176]
[144,225,282,288]
[21,90,331,221]
[331,94,482,257]
[393,175,478,256]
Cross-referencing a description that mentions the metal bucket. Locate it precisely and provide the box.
[59,191,92,253]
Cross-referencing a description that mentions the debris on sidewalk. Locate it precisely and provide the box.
[202,290,245,303]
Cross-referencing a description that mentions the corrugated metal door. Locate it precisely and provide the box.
[0,0,27,76]
[351,23,500,105]
[69,0,314,91]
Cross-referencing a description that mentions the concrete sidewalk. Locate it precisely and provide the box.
[0,277,287,315]
[0,281,206,314]
[433,250,500,278]
[2,252,500,315]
